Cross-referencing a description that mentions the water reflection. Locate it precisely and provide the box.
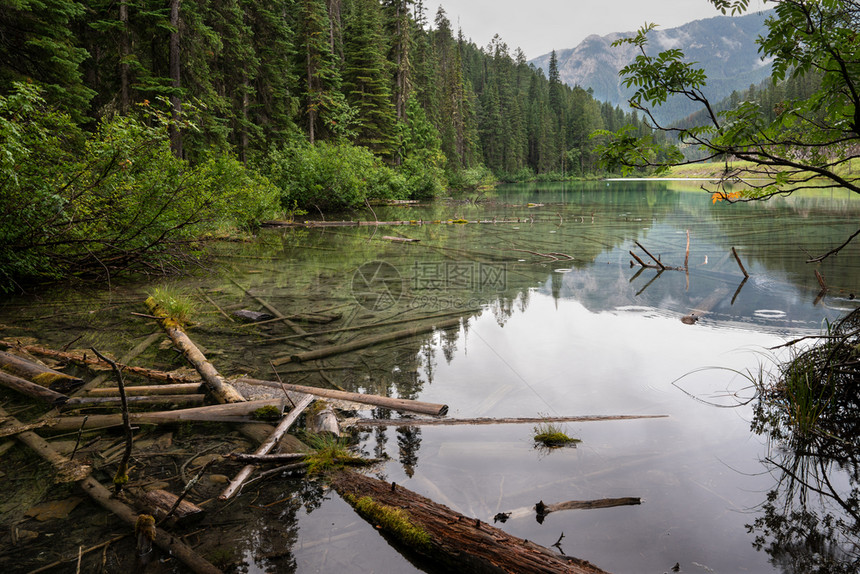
[2,181,860,573]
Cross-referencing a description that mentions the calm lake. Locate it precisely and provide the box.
[2,180,859,573]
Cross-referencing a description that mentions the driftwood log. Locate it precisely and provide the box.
[536,498,641,519]
[145,298,245,404]
[331,471,608,574]
[137,489,204,526]
[237,377,448,416]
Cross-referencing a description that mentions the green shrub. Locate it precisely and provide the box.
[261,140,409,211]
[0,83,279,291]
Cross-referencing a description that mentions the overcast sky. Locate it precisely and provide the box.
[422,0,768,60]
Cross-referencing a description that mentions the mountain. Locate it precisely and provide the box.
[530,10,774,124]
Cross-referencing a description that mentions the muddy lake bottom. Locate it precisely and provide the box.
[2,180,860,573]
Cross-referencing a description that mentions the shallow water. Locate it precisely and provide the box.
[2,180,859,573]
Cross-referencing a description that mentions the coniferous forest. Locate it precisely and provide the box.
[0,0,657,289]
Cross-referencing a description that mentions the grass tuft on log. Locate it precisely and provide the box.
[146,286,196,327]
[303,433,366,475]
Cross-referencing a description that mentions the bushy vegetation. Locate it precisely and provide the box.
[0,84,278,291]
[259,141,408,211]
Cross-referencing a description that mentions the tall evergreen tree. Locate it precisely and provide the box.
[342,0,397,158]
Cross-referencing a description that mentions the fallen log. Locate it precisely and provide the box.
[220,393,314,500]
[273,317,462,365]
[145,298,245,404]
[0,370,69,405]
[43,398,287,432]
[331,471,608,574]
[61,394,206,409]
[0,350,82,392]
[382,235,419,243]
[536,497,641,518]
[348,414,667,427]
[264,308,475,344]
[86,383,204,396]
[236,377,448,416]
[137,489,205,526]
[8,342,200,384]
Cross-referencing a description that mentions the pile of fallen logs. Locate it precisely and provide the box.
[0,298,662,573]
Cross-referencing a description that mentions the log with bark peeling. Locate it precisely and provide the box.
[331,470,608,574]
[145,298,245,403]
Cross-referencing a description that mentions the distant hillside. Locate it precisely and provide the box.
[531,10,774,125]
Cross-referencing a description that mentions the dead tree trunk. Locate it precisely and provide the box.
[145,298,245,404]
[331,471,608,574]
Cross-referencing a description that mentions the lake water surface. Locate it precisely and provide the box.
[2,180,859,573]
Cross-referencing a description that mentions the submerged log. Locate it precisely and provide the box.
[0,370,69,405]
[237,377,448,416]
[137,489,204,526]
[0,350,82,392]
[44,398,287,432]
[274,317,461,365]
[145,298,245,404]
[0,405,220,573]
[219,393,315,500]
[331,471,608,574]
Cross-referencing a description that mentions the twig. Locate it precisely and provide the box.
[684,230,690,270]
[159,459,216,527]
[731,246,749,278]
[70,415,89,460]
[91,347,132,493]
[196,288,235,323]
[634,241,666,270]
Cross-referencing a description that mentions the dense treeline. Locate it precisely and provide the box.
[2,0,650,185]
[0,0,654,290]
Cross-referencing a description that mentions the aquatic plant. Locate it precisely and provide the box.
[533,422,580,448]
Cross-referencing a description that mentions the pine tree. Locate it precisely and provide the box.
[342,0,397,158]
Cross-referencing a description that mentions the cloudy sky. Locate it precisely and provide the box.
[422,0,768,59]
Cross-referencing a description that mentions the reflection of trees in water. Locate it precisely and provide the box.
[749,309,860,573]
[397,426,422,478]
